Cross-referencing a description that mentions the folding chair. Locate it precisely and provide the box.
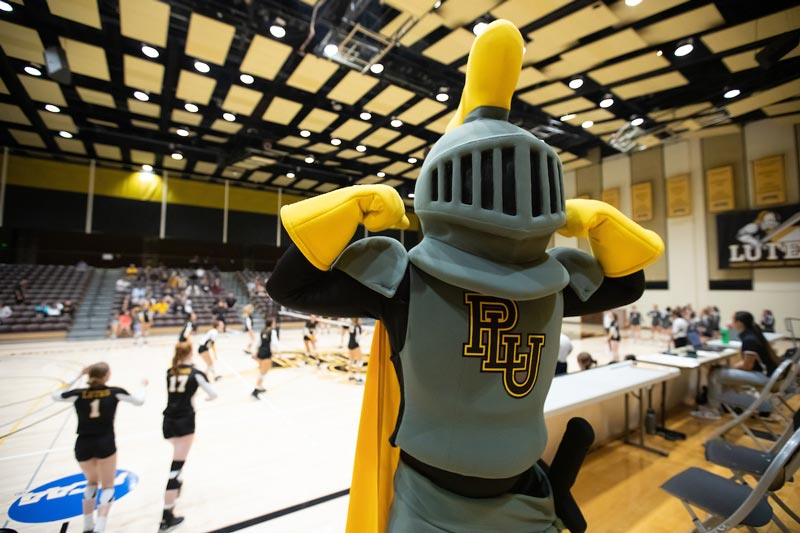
[661,426,800,532]
[704,410,800,527]
[709,359,794,449]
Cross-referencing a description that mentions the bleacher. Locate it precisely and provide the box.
[111,268,243,330]
[0,264,91,334]
[235,270,279,320]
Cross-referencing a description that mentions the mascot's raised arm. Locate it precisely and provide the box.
[267,19,664,533]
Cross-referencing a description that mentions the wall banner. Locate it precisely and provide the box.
[717,203,800,269]
[666,173,691,217]
[601,187,620,209]
[706,165,735,213]
[631,181,653,222]
[752,154,786,207]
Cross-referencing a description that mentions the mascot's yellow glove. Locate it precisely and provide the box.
[558,199,664,278]
[446,19,523,132]
[280,185,409,271]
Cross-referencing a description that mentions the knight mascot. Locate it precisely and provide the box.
[267,19,664,533]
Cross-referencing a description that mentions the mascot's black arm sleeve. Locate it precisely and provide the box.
[562,270,645,317]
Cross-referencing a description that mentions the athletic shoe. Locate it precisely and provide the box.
[256,387,266,393]
[159,514,185,532]
[244,349,252,355]
[214,375,222,382]
[251,389,260,400]
[690,408,721,420]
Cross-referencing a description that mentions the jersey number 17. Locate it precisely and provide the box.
[169,375,189,393]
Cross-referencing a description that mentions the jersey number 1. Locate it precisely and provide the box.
[169,375,189,393]
[89,399,101,419]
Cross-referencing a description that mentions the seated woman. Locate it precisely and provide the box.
[692,311,781,420]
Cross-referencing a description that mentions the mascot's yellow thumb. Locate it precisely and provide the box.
[446,19,524,132]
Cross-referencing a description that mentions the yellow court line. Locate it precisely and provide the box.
[0,383,66,446]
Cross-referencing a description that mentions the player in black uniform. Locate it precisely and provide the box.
[628,305,642,340]
[197,321,222,381]
[51,362,146,533]
[242,304,256,355]
[347,318,364,384]
[178,312,196,343]
[302,315,319,365]
[251,319,280,399]
[161,342,218,531]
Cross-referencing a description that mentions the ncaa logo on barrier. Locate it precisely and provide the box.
[7,470,138,523]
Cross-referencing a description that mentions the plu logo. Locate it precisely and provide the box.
[8,470,138,524]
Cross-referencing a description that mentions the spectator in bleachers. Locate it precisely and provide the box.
[14,279,28,304]
[126,264,138,280]
[211,300,227,331]
[118,310,132,337]
[577,352,598,371]
[211,276,222,296]
[62,300,76,318]
[183,297,193,318]
[0,303,12,323]
[35,302,51,317]
[115,278,131,292]
[246,279,256,296]
[75,260,89,272]
[152,298,169,316]
[131,284,146,302]
[225,292,237,312]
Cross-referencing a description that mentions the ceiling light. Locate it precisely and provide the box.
[323,44,339,58]
[184,102,199,113]
[436,88,449,102]
[674,39,694,57]
[222,112,236,122]
[408,192,415,199]
[390,118,403,128]
[141,164,153,172]
[133,90,149,102]
[44,104,61,113]
[599,96,614,108]
[299,129,311,138]
[269,19,286,39]
[559,113,576,121]
[630,117,645,127]
[723,88,741,99]
[171,152,183,160]
[408,157,418,164]
[473,22,488,36]
[377,171,385,178]
[581,120,594,129]
[656,50,663,57]
[304,156,315,164]
[176,128,189,137]
[568,77,583,90]
[194,60,210,73]
[370,63,384,74]
[240,73,255,85]
[625,0,642,6]
[141,45,159,59]
[360,111,372,121]
[356,145,367,152]
[286,172,295,178]
[433,1,441,9]
[0,1,13,12]
[58,131,73,139]
[331,138,341,146]
[24,66,41,76]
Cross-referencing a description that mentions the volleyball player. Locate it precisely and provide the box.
[251,318,280,399]
[628,305,642,341]
[178,312,196,343]
[607,312,621,362]
[346,318,364,383]
[339,318,349,348]
[197,321,223,381]
[51,363,147,533]
[242,304,255,355]
[302,315,319,366]
[161,342,218,531]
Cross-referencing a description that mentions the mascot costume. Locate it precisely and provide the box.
[267,19,664,533]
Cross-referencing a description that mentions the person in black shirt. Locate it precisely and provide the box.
[52,362,146,533]
[178,312,196,343]
[628,305,642,340]
[211,300,228,332]
[161,342,217,531]
[760,309,776,333]
[251,319,280,399]
[347,318,364,384]
[693,311,782,420]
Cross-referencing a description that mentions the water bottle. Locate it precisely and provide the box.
[645,407,657,435]
[721,328,729,344]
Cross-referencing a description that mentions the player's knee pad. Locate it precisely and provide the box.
[167,460,185,490]
[84,484,98,502]
[98,487,114,505]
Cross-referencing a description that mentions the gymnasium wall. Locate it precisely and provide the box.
[555,115,800,326]
[0,154,421,264]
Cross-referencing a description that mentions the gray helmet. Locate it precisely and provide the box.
[414,107,566,265]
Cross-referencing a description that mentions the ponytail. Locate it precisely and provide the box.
[172,342,192,375]
[87,362,110,387]
[735,311,780,367]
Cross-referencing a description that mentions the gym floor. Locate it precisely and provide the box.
[0,326,797,532]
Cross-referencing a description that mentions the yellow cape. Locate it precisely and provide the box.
[345,321,400,533]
